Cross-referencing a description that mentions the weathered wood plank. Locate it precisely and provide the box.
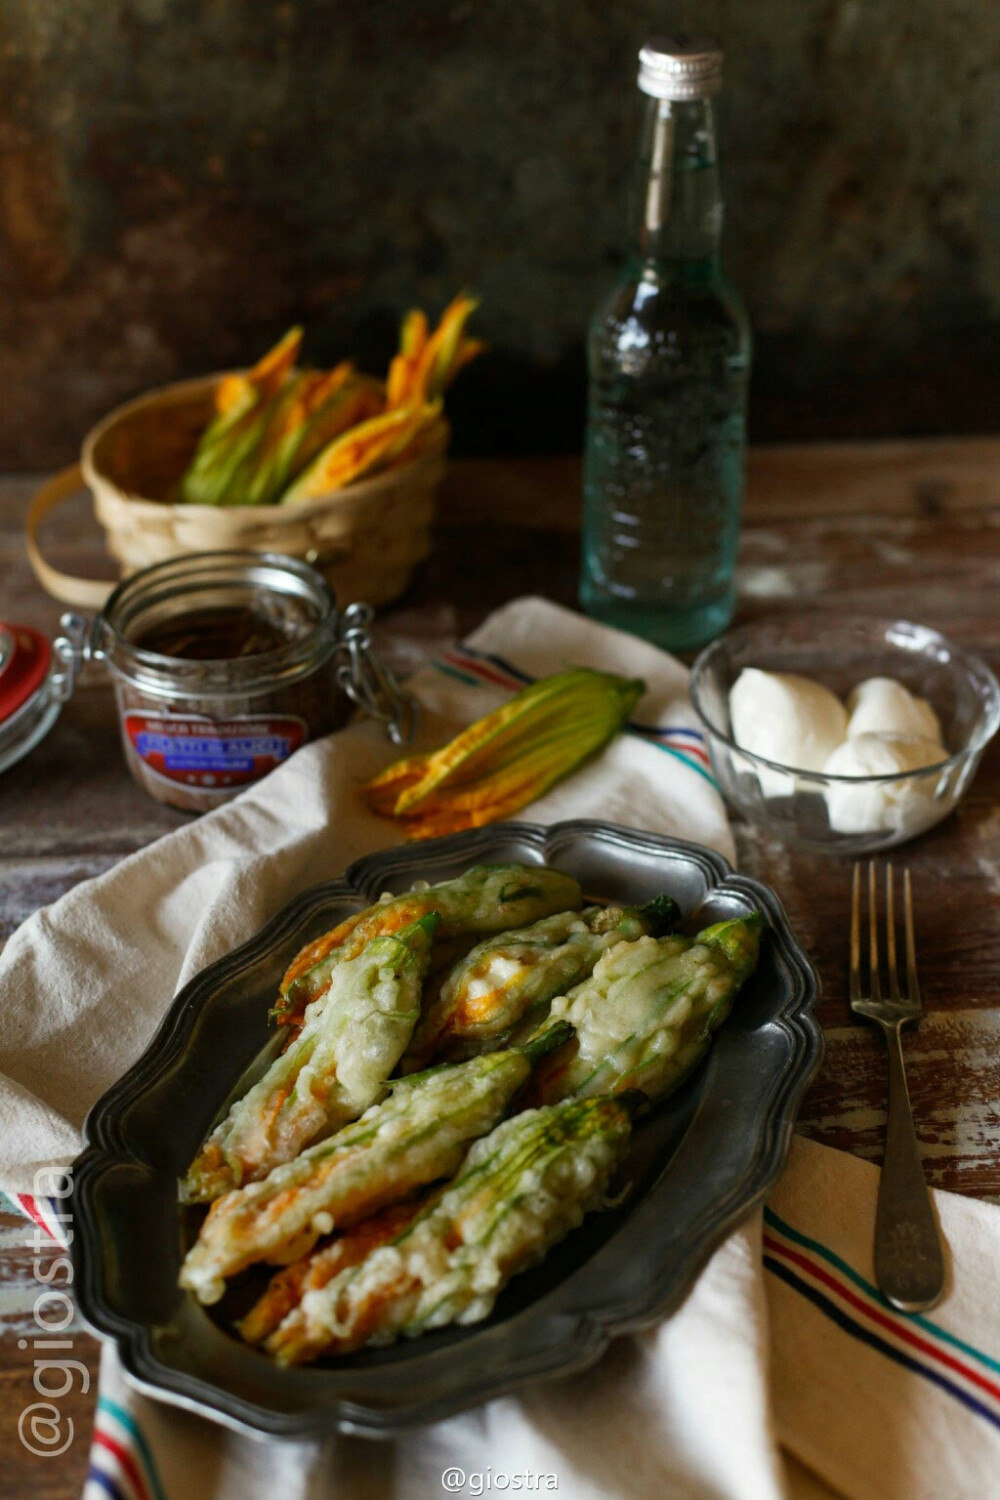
[745,437,1000,521]
[436,437,1000,532]
[796,1013,1000,1204]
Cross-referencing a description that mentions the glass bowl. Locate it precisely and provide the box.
[689,616,1000,854]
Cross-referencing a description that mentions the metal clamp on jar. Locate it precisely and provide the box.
[51,551,416,812]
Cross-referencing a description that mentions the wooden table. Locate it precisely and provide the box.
[2,439,999,1495]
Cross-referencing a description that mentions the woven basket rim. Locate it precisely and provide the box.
[80,371,449,517]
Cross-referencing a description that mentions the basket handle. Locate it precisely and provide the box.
[25,465,116,609]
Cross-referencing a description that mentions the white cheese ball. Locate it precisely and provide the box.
[845,677,943,745]
[823,733,947,834]
[730,668,848,772]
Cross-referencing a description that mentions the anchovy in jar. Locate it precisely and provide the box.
[68,551,414,813]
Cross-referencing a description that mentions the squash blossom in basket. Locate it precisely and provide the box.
[178,295,483,508]
[364,668,645,839]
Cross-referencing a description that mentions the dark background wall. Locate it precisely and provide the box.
[0,0,997,467]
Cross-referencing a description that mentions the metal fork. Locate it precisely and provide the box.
[849,862,945,1311]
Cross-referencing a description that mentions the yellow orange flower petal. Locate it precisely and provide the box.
[363,669,645,836]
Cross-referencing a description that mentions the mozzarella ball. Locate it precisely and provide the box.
[730,668,848,772]
[845,677,942,746]
[823,732,947,834]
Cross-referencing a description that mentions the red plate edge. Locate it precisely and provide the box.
[0,623,52,723]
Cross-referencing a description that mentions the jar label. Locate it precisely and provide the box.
[123,711,307,790]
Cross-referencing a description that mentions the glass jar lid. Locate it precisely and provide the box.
[84,551,416,745]
[92,552,340,700]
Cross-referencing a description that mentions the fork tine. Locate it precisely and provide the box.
[849,863,862,1001]
[885,864,900,1000]
[904,869,922,1010]
[868,861,881,1001]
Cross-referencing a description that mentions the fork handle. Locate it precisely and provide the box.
[873,1021,946,1311]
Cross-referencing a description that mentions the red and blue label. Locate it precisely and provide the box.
[124,711,306,789]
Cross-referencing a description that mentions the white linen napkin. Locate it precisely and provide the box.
[2,596,998,1500]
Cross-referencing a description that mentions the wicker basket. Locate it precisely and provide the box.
[26,374,449,610]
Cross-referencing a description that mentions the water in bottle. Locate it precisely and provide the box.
[580,36,751,651]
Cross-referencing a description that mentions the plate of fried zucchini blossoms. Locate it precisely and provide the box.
[70,821,821,1438]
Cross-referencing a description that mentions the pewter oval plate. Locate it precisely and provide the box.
[70,820,822,1438]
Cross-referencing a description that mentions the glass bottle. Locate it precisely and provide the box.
[580,36,750,652]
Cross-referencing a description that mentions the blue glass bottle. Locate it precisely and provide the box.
[580,37,751,652]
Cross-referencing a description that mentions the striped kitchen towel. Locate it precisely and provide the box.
[765,1135,1000,1500]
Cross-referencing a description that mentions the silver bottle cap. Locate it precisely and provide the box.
[638,35,724,101]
